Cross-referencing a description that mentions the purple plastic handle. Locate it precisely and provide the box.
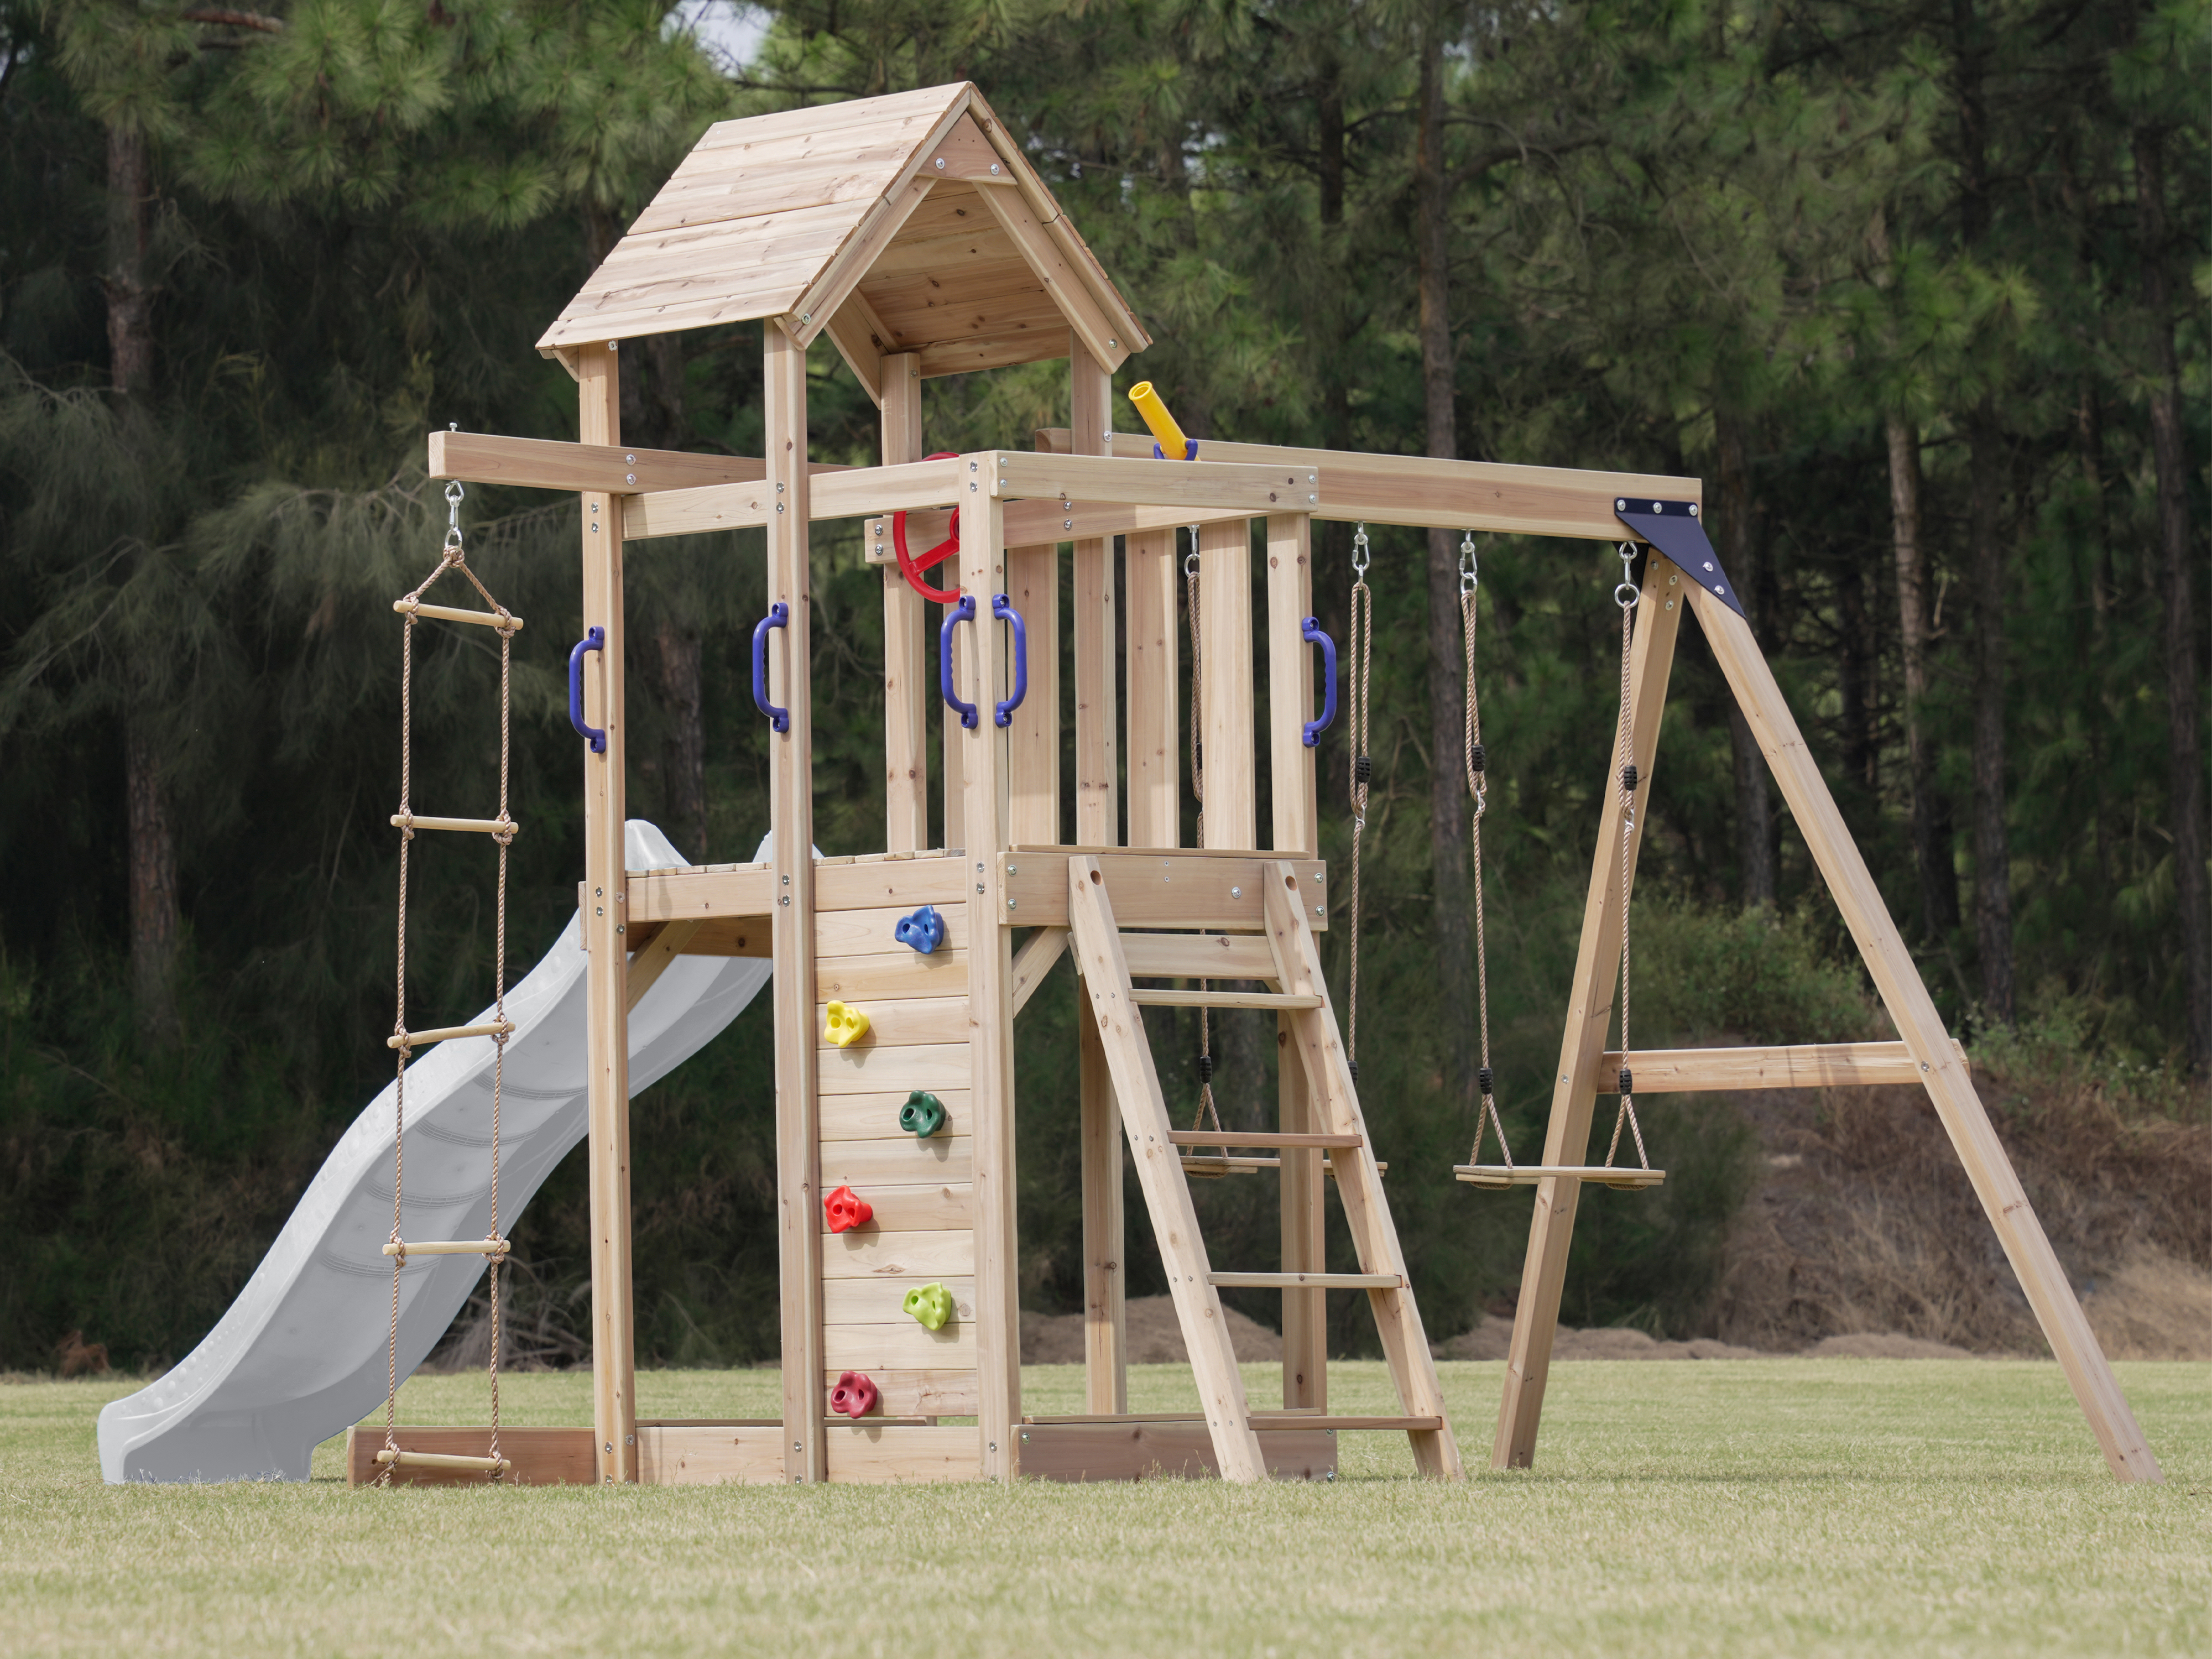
[991,593,1027,727]
[1301,617,1336,747]
[940,595,978,729]
[568,627,606,753]
[752,602,790,733]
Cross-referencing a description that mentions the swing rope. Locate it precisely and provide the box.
[1604,543,1652,1171]
[380,479,514,1484]
[1183,525,1221,1135]
[1460,534,1515,1171]
[1345,524,1373,1083]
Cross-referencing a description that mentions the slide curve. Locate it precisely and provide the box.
[97,822,772,1483]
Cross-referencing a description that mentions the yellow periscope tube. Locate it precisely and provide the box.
[1127,382,1190,457]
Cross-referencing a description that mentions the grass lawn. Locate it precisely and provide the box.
[1,1359,2205,1656]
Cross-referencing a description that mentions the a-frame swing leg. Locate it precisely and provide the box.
[1493,557,1688,1471]
[1690,587,2162,1484]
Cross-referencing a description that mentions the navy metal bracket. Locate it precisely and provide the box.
[1611,498,1746,622]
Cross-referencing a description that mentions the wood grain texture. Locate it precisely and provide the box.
[346,1427,594,1488]
[1198,516,1256,850]
[824,1423,982,1483]
[1017,1421,1333,1483]
[880,352,927,851]
[635,1422,790,1486]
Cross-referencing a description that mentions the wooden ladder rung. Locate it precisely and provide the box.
[1454,1164,1666,1191]
[1253,1414,1443,1432]
[390,813,520,837]
[1128,988,1323,1011]
[1208,1270,1402,1290]
[383,1239,513,1257]
[388,1020,514,1050]
[392,599,522,632]
[373,1448,512,1473]
[1168,1130,1360,1149]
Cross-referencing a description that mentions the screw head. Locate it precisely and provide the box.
[1230,886,1243,899]
[935,157,946,169]
[625,473,636,484]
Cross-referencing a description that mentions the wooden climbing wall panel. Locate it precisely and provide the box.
[812,859,983,1478]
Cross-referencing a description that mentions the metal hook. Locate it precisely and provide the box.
[1352,522,1370,579]
[1459,530,1478,596]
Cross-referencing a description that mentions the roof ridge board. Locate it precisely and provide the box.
[686,84,970,151]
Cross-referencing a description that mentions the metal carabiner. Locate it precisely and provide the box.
[1459,530,1478,597]
[1183,523,1202,579]
[1352,522,1371,580]
[443,480,466,554]
[1615,541,1640,609]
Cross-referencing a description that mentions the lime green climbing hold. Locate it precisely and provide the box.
[902,1282,953,1331]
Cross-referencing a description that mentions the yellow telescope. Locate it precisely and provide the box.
[1127,382,1191,458]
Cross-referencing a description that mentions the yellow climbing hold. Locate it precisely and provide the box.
[823,1000,871,1048]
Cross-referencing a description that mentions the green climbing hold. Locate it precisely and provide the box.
[902,1282,954,1331]
[899,1090,947,1138]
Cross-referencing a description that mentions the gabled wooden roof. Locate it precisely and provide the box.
[537,83,1149,395]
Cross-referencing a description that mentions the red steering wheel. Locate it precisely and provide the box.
[891,452,962,604]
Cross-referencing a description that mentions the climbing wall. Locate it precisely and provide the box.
[813,862,983,1480]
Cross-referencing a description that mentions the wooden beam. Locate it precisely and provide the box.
[989,451,1311,513]
[765,324,826,1486]
[1017,1420,1333,1483]
[1199,517,1255,851]
[577,341,638,1486]
[623,457,952,541]
[625,918,703,1013]
[1034,428,1698,541]
[1005,539,1059,845]
[428,429,759,495]
[1070,345,1118,847]
[959,488,1020,1481]
[1079,982,1126,1415]
[1689,582,2163,1484]
[968,141,1128,373]
[821,293,885,406]
[1125,529,1178,849]
[1000,852,1329,931]
[1494,557,1687,1474]
[1598,1040,1971,1092]
[1010,926,1067,1014]
[880,353,927,853]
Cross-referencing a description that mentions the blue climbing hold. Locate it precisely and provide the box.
[895,904,945,955]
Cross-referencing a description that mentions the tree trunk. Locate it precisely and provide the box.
[1886,416,1959,938]
[2134,125,2211,1072]
[126,707,179,1045]
[1966,403,2013,1024]
[107,121,178,1045]
[1415,26,1474,1104]
[654,614,708,862]
[1715,411,1774,907]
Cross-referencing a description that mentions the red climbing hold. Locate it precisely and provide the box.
[825,1185,873,1233]
[829,1371,879,1419]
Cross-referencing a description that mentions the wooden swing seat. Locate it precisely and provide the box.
[1453,1164,1666,1192]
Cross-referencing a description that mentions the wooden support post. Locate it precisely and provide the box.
[1070,341,1124,1414]
[1125,529,1179,848]
[881,353,927,852]
[959,479,1021,1480]
[1494,556,1686,1473]
[1198,518,1255,850]
[1005,541,1059,846]
[577,341,637,1486]
[765,325,826,1485]
[1690,585,2163,1484]
[1079,997,1126,1414]
[1264,513,1323,1407]
[1071,343,1118,848]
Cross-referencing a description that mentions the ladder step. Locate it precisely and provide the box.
[392,598,522,633]
[1168,1130,1361,1149]
[1208,1271,1401,1290]
[1128,989,1322,1011]
[383,1239,514,1257]
[1454,1164,1666,1191]
[390,812,520,837]
[1120,932,1279,980]
[373,1448,511,1473]
[388,1020,515,1050]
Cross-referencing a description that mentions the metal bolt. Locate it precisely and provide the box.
[1008,864,1019,875]
[1008,899,1018,910]
[976,885,985,895]
[625,473,636,484]
[627,1434,635,1445]
[989,163,1001,175]
[616,923,624,934]
[626,454,636,463]
[595,906,603,915]
[1230,886,1243,899]
[1108,338,1117,347]
[799,311,810,324]
[1616,498,1626,510]
[1689,504,1699,516]
[605,1442,613,1453]
[780,895,790,906]
[776,503,784,513]
[1314,905,1324,917]
[1065,520,1073,531]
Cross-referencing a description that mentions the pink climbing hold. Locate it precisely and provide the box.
[829,1371,879,1419]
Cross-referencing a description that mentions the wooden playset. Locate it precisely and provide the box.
[348,83,2162,1486]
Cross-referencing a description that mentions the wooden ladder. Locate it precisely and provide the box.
[1066,854,1464,1481]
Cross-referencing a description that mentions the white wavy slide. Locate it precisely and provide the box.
[98,822,773,1483]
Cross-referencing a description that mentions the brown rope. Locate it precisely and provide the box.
[1345,525,1373,1083]
[382,479,513,1484]
[1460,535,1514,1171]
[1604,545,1651,1171]
[1183,528,1220,1135]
